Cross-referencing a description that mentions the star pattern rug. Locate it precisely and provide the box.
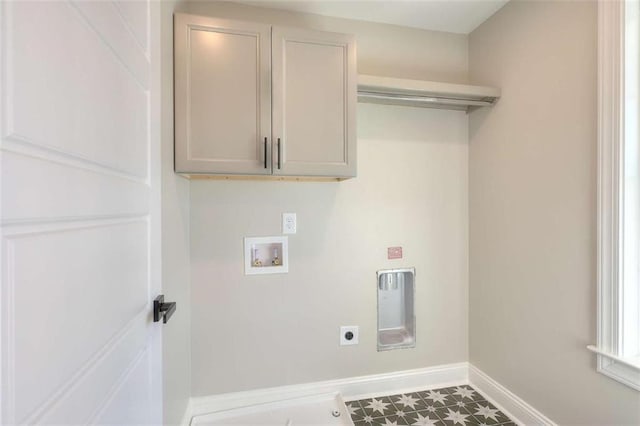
[345,385,516,426]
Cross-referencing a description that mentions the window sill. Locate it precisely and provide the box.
[588,346,640,391]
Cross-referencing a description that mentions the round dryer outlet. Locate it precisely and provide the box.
[340,326,359,345]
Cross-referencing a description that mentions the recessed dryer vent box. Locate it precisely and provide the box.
[377,268,415,351]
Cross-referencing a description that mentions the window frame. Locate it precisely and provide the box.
[594,0,640,391]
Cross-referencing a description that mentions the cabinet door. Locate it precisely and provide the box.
[272,27,357,178]
[174,14,271,175]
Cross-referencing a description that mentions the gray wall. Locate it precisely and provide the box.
[468,1,640,424]
[161,1,191,424]
[185,2,471,398]
[190,103,469,397]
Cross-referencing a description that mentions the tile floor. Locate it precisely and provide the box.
[345,385,516,426]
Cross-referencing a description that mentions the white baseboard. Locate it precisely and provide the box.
[469,364,556,426]
[180,399,193,426]
[187,362,468,422]
[182,363,556,426]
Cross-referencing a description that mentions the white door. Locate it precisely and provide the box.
[1,1,163,425]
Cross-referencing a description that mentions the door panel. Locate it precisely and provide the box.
[112,1,149,55]
[2,151,149,222]
[1,1,161,425]
[10,221,148,422]
[189,30,259,161]
[91,348,154,425]
[174,14,271,175]
[283,41,346,164]
[8,1,149,179]
[72,1,150,88]
[36,320,148,425]
[272,27,357,177]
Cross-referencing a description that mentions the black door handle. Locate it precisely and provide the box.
[277,138,281,169]
[264,137,268,169]
[153,295,176,324]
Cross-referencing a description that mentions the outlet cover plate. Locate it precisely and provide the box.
[282,213,296,234]
[340,326,359,346]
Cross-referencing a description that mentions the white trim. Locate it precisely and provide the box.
[469,365,556,426]
[183,363,560,426]
[186,362,468,422]
[596,0,623,361]
[587,345,640,370]
[594,356,640,392]
[594,0,640,391]
[180,399,193,426]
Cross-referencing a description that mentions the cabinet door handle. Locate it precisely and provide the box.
[277,138,281,170]
[264,137,268,169]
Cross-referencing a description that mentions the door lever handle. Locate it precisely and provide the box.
[153,295,176,324]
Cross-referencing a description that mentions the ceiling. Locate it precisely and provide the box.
[236,0,509,34]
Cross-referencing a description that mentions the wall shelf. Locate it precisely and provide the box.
[358,74,501,112]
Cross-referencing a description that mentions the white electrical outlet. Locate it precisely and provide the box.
[340,326,359,346]
[282,213,297,234]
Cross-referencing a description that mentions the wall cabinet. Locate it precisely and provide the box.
[174,14,357,178]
